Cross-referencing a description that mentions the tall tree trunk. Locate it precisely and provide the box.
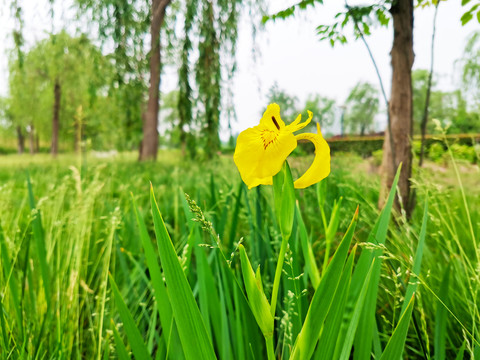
[379,0,414,214]
[139,0,171,161]
[16,125,25,154]
[51,79,61,157]
[419,1,440,168]
[29,123,35,155]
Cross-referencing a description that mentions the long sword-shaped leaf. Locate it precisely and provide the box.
[150,186,216,360]
[338,260,375,360]
[379,295,415,360]
[239,244,274,338]
[455,341,466,360]
[315,246,356,360]
[131,196,184,359]
[401,199,428,316]
[109,275,152,360]
[295,204,320,289]
[395,199,429,359]
[290,207,359,360]
[111,320,132,360]
[353,164,402,360]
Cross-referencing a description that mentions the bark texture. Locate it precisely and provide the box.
[51,79,61,156]
[16,125,24,154]
[139,0,171,161]
[379,0,414,213]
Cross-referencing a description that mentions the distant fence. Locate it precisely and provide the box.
[326,133,480,157]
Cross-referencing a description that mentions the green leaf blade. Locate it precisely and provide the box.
[379,295,415,360]
[291,207,359,360]
[109,275,152,360]
[150,187,216,360]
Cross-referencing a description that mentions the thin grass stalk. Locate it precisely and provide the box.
[96,210,118,360]
[444,135,480,349]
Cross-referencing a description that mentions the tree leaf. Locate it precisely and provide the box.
[461,11,473,25]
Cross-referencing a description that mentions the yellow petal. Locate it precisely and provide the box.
[293,123,330,189]
[285,110,313,133]
[234,125,297,189]
[259,103,286,131]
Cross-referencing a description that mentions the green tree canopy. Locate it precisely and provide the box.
[266,83,337,133]
[301,94,336,130]
[6,31,116,152]
[344,81,379,136]
[266,83,299,120]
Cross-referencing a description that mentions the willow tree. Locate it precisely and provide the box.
[177,0,252,159]
[7,32,109,155]
[177,0,197,157]
[75,0,168,156]
[9,0,26,153]
[344,82,379,136]
[7,50,50,154]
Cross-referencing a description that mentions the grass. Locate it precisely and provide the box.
[0,150,478,359]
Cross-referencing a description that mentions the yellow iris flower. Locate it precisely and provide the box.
[234,103,331,189]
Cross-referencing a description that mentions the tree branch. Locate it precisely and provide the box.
[345,1,397,169]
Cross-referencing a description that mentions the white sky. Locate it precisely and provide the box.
[221,0,479,137]
[1,0,478,138]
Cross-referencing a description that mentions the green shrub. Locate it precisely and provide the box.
[474,144,480,163]
[328,137,384,157]
[372,149,383,166]
[327,134,480,159]
[411,140,421,156]
[450,143,476,163]
[428,142,445,163]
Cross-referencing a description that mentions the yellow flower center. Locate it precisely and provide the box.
[261,129,278,150]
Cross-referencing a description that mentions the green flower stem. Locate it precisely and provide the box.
[266,335,275,360]
[270,232,290,317]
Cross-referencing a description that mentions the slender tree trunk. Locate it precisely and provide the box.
[51,79,61,157]
[74,107,82,154]
[16,125,25,154]
[379,0,414,214]
[75,120,80,153]
[419,1,440,168]
[139,0,171,161]
[29,123,35,155]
